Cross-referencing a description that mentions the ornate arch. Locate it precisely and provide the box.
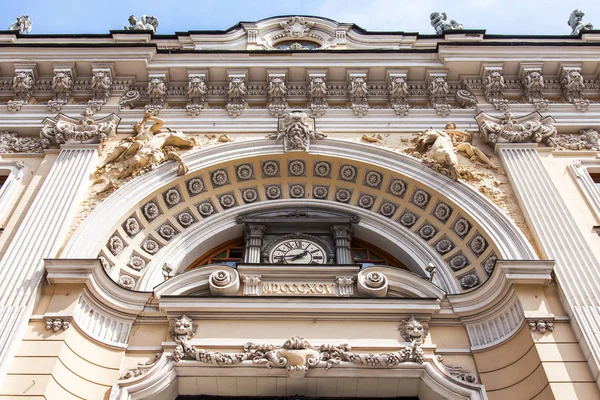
[63,139,536,294]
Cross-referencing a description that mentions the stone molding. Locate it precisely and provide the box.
[0,160,27,228]
[62,140,536,296]
[568,158,600,224]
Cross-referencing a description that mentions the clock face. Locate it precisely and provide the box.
[269,239,327,264]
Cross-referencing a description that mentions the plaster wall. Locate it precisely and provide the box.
[539,152,600,264]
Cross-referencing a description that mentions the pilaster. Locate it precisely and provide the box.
[495,143,600,387]
[0,143,99,384]
[331,224,353,264]
[244,224,266,263]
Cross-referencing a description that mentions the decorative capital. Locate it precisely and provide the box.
[40,108,120,145]
[475,111,556,146]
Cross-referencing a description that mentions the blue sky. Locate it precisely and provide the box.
[1,0,597,35]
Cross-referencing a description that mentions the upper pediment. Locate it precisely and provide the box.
[182,15,419,51]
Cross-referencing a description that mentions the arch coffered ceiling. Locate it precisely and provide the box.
[63,139,537,294]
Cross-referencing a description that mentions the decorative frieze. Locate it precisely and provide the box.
[427,73,450,116]
[7,65,36,112]
[186,72,208,116]
[347,71,369,116]
[476,110,556,146]
[556,129,599,150]
[170,316,428,370]
[48,66,74,112]
[0,132,46,153]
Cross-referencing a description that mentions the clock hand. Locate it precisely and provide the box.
[290,250,308,260]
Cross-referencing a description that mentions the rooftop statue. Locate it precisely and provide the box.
[8,15,32,34]
[430,12,463,35]
[124,15,159,32]
[568,9,593,35]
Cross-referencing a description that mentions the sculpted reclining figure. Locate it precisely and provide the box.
[95,113,197,184]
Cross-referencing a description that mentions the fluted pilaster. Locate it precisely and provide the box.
[0,144,98,383]
[496,143,600,386]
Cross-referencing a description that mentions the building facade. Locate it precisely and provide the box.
[0,14,599,400]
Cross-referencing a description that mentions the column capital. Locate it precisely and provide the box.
[494,142,538,155]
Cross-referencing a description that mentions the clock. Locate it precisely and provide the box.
[269,238,327,264]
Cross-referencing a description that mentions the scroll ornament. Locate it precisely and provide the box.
[267,111,326,152]
[475,111,557,146]
[40,107,120,145]
[169,316,429,373]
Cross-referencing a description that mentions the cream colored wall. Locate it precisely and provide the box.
[0,153,55,259]
[0,285,124,400]
[539,152,600,263]
[472,284,600,400]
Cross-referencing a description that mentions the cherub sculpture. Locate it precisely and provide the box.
[95,113,196,184]
[430,12,463,35]
[568,9,593,35]
[124,15,159,32]
[8,15,32,34]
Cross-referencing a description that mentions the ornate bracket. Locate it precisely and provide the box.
[520,64,548,111]
[226,70,248,117]
[88,65,113,111]
[387,70,410,116]
[145,74,167,115]
[267,70,289,117]
[7,64,36,113]
[186,72,208,116]
[347,71,369,117]
[48,65,74,112]
[427,72,451,116]
[483,66,508,111]
[561,66,589,111]
[307,70,328,117]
